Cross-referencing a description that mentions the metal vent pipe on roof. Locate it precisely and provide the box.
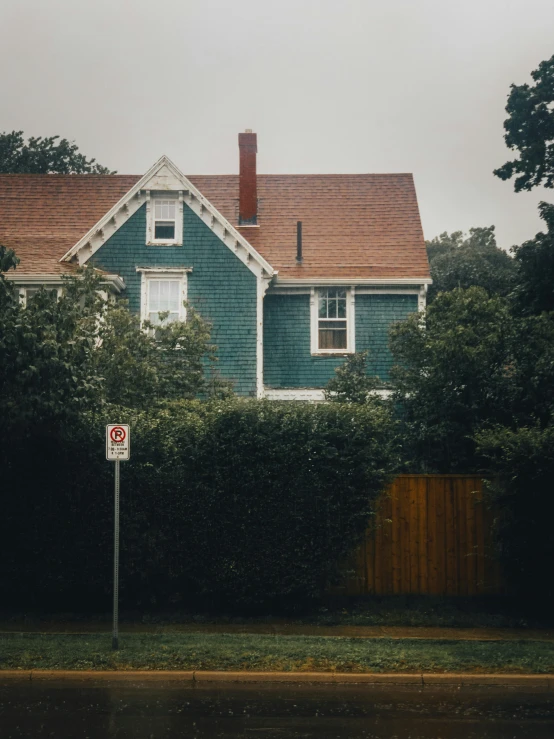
[296,221,303,263]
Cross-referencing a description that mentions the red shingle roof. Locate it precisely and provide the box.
[0,172,429,280]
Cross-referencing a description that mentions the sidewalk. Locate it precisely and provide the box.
[2,620,554,641]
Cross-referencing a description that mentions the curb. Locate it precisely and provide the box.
[1,670,554,688]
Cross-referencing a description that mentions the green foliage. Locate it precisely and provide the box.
[389,282,554,474]
[0,261,228,429]
[494,53,554,192]
[0,400,396,609]
[0,130,114,174]
[511,202,554,315]
[389,288,515,472]
[324,351,383,404]
[476,424,554,602]
[0,244,19,276]
[426,226,515,302]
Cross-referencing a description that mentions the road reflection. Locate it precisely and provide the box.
[1,680,554,738]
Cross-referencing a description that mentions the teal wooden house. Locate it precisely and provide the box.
[0,132,431,399]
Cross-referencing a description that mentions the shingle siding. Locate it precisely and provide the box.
[90,203,258,396]
[263,292,418,388]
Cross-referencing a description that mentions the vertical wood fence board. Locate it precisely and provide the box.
[426,479,439,594]
[456,476,469,596]
[391,484,401,594]
[474,479,487,594]
[333,475,504,596]
[408,476,420,593]
[399,477,412,593]
[445,478,458,596]
[381,493,394,594]
[417,476,429,593]
[372,504,382,595]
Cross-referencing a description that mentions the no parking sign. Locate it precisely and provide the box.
[106,423,130,651]
[106,424,130,460]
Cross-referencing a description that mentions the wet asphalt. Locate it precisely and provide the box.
[1,679,554,738]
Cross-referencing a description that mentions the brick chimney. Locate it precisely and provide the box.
[238,130,257,225]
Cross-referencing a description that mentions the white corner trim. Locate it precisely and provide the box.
[256,275,272,399]
[418,284,427,311]
[139,269,188,325]
[310,286,355,355]
[60,155,276,281]
[309,287,317,355]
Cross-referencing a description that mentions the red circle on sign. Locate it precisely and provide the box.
[110,426,126,443]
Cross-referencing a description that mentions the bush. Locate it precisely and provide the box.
[476,423,554,603]
[0,400,396,610]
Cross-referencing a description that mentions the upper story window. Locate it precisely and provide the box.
[138,269,188,328]
[147,278,183,325]
[146,192,183,246]
[310,287,355,355]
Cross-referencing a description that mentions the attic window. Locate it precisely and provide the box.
[154,199,176,240]
[146,193,183,245]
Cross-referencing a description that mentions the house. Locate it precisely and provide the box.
[0,132,430,399]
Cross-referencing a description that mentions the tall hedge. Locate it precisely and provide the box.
[476,423,554,603]
[0,400,396,610]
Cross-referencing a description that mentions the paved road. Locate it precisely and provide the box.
[1,679,554,738]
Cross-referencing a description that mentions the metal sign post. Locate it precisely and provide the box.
[106,425,130,651]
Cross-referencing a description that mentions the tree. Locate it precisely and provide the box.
[511,202,554,315]
[0,131,114,174]
[494,53,554,192]
[389,287,516,472]
[324,351,383,404]
[426,226,515,302]
[0,244,19,276]
[0,259,229,433]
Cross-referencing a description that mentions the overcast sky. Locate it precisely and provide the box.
[1,0,553,249]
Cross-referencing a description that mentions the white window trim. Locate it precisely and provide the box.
[310,286,355,355]
[19,286,62,307]
[145,190,184,246]
[138,269,188,326]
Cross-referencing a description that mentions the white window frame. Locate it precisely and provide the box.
[145,191,184,246]
[310,286,355,355]
[19,286,62,307]
[138,269,188,326]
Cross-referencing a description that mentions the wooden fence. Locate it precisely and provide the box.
[333,475,504,596]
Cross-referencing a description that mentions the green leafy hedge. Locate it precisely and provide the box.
[0,400,395,610]
[476,423,554,603]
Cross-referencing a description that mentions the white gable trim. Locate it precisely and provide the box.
[60,155,276,281]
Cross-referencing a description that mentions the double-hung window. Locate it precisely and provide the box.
[311,287,355,354]
[139,270,187,327]
[146,192,183,245]
[154,199,176,240]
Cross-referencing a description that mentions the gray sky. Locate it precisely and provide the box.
[1,0,553,249]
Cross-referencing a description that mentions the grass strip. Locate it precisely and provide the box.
[1,633,554,674]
